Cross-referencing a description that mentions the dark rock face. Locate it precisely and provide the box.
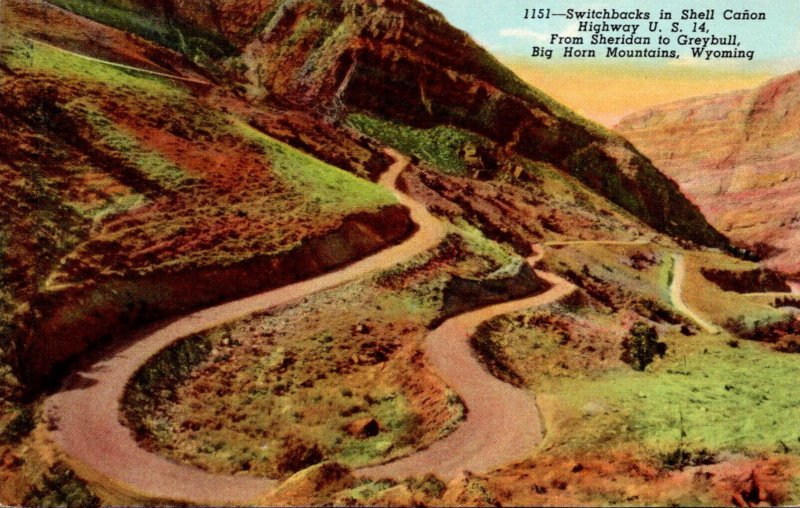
[438,262,548,326]
[344,418,381,438]
[701,268,790,294]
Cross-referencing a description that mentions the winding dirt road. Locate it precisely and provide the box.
[45,150,579,504]
[545,241,722,335]
[45,141,719,503]
[358,260,574,481]
[669,253,721,335]
[45,151,444,504]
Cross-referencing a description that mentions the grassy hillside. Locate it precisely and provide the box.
[0,12,408,390]
[346,114,482,177]
[4,35,396,281]
[46,0,238,61]
[470,242,800,505]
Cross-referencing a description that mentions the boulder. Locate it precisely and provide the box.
[344,417,381,438]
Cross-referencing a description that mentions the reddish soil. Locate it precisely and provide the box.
[44,152,444,504]
[3,0,412,384]
[470,451,797,507]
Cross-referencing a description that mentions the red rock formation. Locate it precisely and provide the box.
[618,71,800,273]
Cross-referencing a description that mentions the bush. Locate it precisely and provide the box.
[620,322,667,371]
[405,473,446,499]
[24,463,100,508]
[724,314,798,343]
[701,267,789,294]
[773,297,800,310]
[0,406,35,444]
[560,290,589,313]
[277,437,324,475]
[776,337,800,354]
[661,447,716,471]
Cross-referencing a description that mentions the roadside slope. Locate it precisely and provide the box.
[44,152,443,504]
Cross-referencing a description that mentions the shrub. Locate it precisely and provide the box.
[661,447,716,471]
[701,267,789,294]
[724,314,798,344]
[405,473,446,499]
[560,290,589,313]
[620,322,667,371]
[774,297,800,310]
[0,406,35,444]
[277,437,324,475]
[24,463,100,508]
[776,337,800,354]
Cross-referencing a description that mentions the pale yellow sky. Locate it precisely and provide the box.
[503,58,775,127]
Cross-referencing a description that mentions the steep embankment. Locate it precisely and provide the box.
[1,0,413,385]
[617,71,800,273]
[53,0,728,250]
[27,205,411,381]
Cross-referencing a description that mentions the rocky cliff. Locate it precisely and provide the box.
[109,0,728,250]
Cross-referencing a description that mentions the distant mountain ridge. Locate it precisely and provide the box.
[617,71,800,273]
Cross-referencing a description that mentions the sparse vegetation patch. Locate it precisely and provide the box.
[347,114,484,176]
[24,463,100,508]
[120,226,520,478]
